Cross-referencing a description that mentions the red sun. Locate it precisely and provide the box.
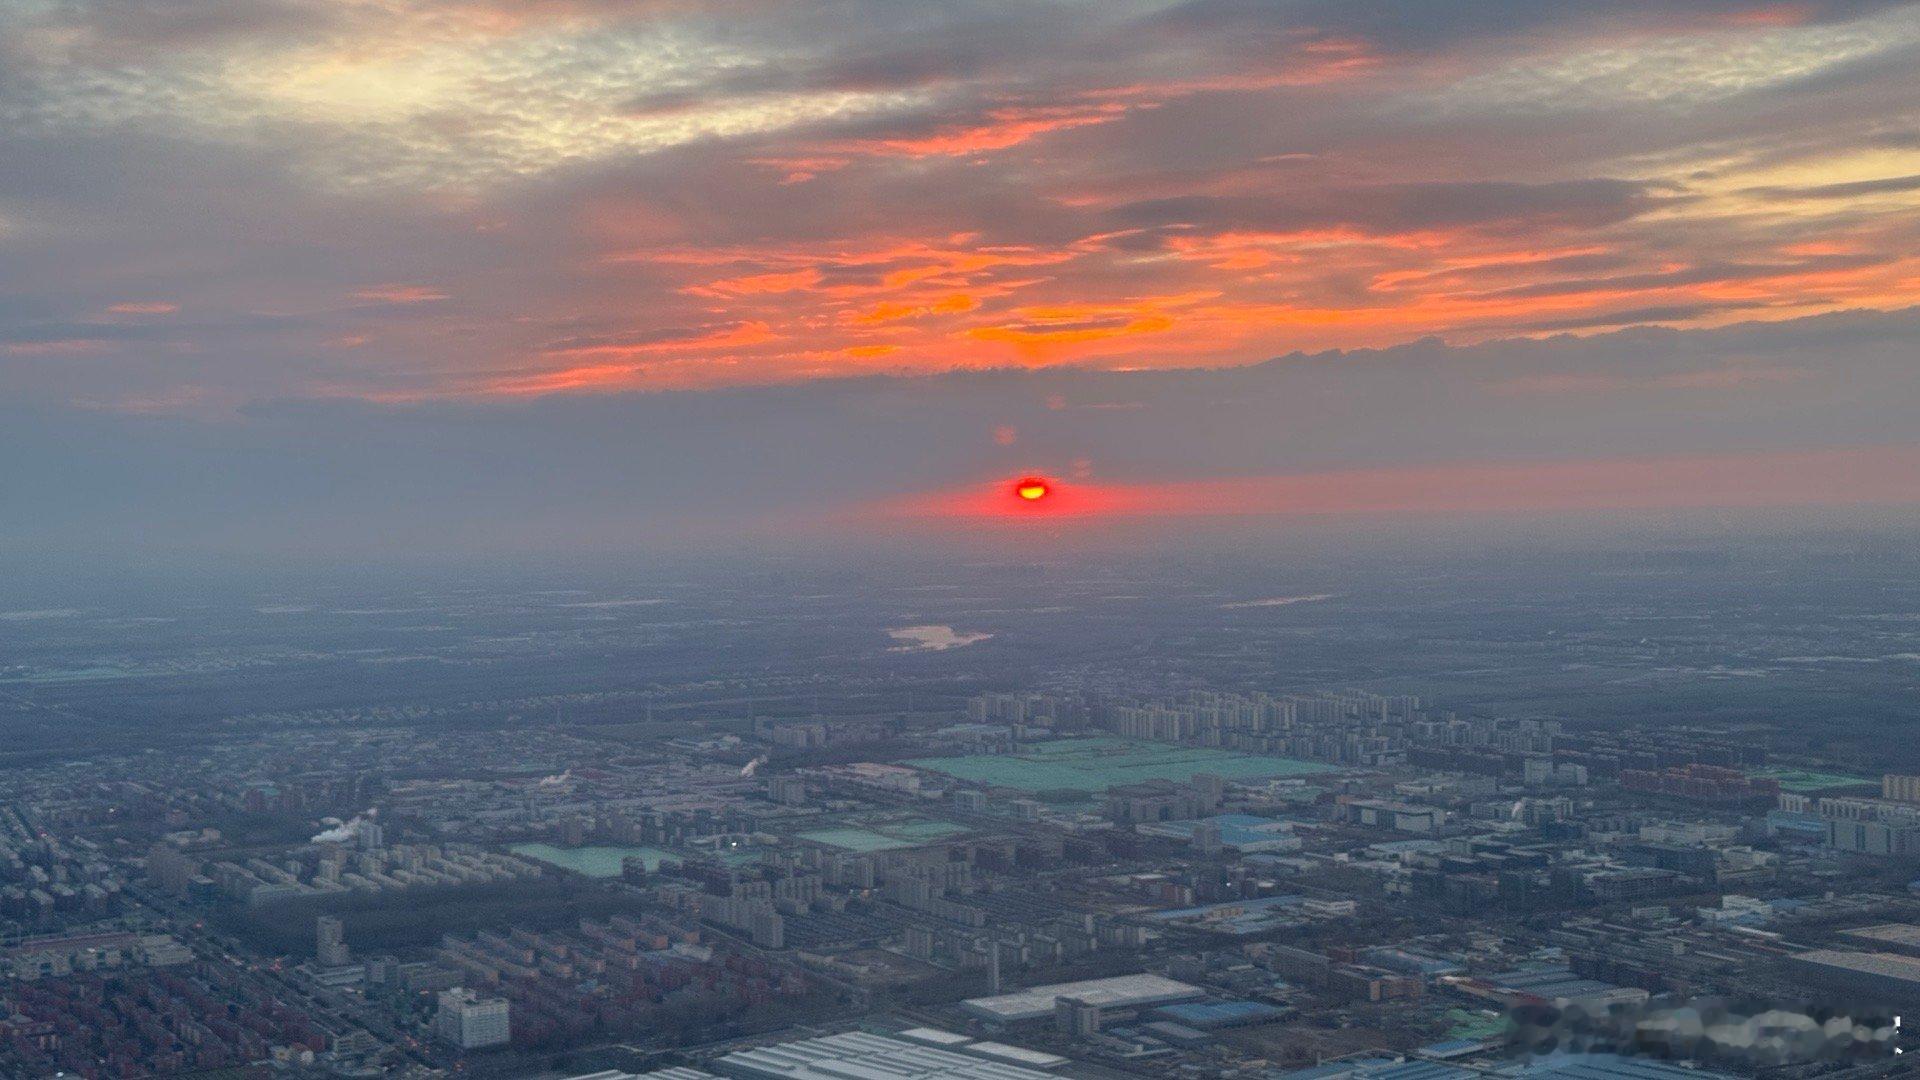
[1015,477,1051,501]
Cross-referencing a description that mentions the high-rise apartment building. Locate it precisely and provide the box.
[316,915,350,967]
[436,988,511,1049]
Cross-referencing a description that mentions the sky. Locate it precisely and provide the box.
[3,0,1919,555]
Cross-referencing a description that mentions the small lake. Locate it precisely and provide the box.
[887,624,992,651]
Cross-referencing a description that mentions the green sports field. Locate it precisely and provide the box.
[796,814,972,852]
[1752,766,1875,793]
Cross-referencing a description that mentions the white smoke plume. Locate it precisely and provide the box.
[311,809,377,844]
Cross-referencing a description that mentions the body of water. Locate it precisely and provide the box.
[887,624,992,651]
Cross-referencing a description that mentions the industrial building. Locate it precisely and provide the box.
[1135,814,1303,852]
[562,1071,717,1080]
[1146,1000,1288,1029]
[1483,965,1649,1009]
[1274,1057,1476,1080]
[961,973,1204,1023]
[1786,949,1920,1006]
[1835,922,1920,957]
[714,1031,1062,1080]
[1512,1054,1737,1079]
[1277,1053,1737,1080]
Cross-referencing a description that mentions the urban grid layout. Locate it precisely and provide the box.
[5,0,1920,1077]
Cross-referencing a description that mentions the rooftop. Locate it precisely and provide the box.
[1148,1000,1287,1028]
[717,1031,1058,1080]
[1791,949,1920,983]
[962,973,1204,1021]
[564,1060,721,1068]
[1836,923,1920,948]
[896,1028,973,1048]
[962,1042,1068,1069]
[1364,1064,1477,1080]
[1488,965,1635,1002]
[1513,1053,1737,1079]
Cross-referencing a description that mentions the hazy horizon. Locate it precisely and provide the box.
[8,0,1920,566]
[8,305,1920,562]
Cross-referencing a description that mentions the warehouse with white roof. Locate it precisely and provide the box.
[961,973,1204,1023]
[714,1031,1061,1080]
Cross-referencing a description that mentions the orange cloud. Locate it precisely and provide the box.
[745,105,1135,180]
[551,209,1920,393]
[18,0,1920,419]
[472,321,780,395]
[353,283,449,304]
[684,268,824,297]
[836,104,1131,158]
[968,314,1175,352]
[854,292,980,324]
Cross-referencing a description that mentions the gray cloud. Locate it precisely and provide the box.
[3,0,1918,547]
[1149,0,1920,52]
[1748,173,1920,199]
[1107,179,1660,237]
[3,307,1916,557]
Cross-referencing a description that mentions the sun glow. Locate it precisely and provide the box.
[1016,477,1051,501]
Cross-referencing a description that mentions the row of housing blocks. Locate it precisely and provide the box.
[431,917,805,1050]
[185,844,547,905]
[1776,783,1920,857]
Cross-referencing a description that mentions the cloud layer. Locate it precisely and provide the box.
[5,308,1918,556]
[3,0,1920,412]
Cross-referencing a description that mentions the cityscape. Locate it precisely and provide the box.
[6,0,1920,1077]
[0,553,1918,1078]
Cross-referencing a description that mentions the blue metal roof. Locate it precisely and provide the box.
[1272,1058,1395,1080]
[1271,1057,1477,1080]
[1415,1038,1488,1058]
[1362,1063,1477,1080]
[1151,999,1286,1027]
